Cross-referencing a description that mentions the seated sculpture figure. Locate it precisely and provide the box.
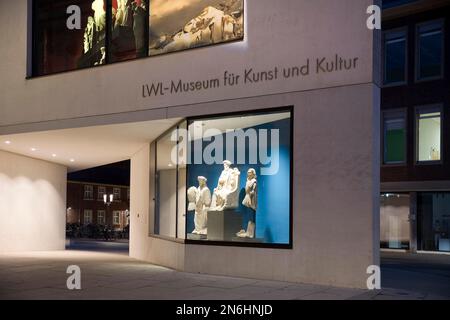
[210,160,240,211]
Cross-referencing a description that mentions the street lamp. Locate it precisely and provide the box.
[103,194,114,241]
[103,194,114,206]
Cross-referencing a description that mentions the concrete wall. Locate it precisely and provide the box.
[0,0,377,134]
[183,84,380,289]
[0,150,67,252]
[129,83,380,288]
[130,144,185,270]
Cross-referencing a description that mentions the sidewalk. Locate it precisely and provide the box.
[0,250,445,300]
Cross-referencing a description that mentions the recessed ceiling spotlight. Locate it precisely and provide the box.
[70,159,75,162]
[31,147,37,151]
[52,154,57,158]
[4,141,11,145]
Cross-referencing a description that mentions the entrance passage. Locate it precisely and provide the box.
[0,118,180,254]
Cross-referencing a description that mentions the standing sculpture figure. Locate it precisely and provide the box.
[84,16,95,53]
[188,176,211,235]
[132,0,146,56]
[237,169,257,238]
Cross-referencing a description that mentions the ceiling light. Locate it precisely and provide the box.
[4,141,11,145]
[70,159,75,162]
[52,154,57,158]
[168,163,173,167]
[31,148,37,151]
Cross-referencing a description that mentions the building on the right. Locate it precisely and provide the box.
[381,0,450,253]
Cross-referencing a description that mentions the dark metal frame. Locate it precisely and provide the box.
[184,106,294,250]
[415,18,446,83]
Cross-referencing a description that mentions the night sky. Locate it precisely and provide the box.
[68,160,130,186]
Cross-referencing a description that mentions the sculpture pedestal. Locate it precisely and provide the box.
[232,237,264,243]
[207,209,242,241]
[187,233,207,240]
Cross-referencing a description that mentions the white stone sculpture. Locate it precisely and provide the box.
[187,176,211,235]
[242,168,257,211]
[92,0,106,31]
[210,160,240,211]
[83,16,95,53]
[237,168,257,238]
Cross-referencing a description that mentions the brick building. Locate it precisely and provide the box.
[381,0,450,253]
[67,181,130,230]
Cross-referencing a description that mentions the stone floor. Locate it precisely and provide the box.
[0,246,446,300]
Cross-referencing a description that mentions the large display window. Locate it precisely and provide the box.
[152,108,293,248]
[32,0,244,76]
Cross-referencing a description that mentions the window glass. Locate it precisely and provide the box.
[380,194,411,250]
[97,210,106,224]
[110,0,148,63]
[113,211,121,225]
[84,209,93,224]
[149,0,244,56]
[417,20,444,80]
[185,110,292,245]
[177,121,188,239]
[154,130,178,238]
[84,185,94,199]
[417,107,441,162]
[113,187,121,200]
[383,111,406,164]
[384,30,407,85]
[34,0,106,75]
[418,193,450,252]
[98,186,106,200]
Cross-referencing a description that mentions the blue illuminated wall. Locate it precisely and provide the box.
[186,116,291,244]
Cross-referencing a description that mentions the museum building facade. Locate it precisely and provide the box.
[0,0,380,288]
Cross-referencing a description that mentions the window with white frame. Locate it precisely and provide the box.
[416,105,442,163]
[384,28,407,85]
[113,211,121,225]
[416,20,445,81]
[113,188,121,201]
[97,210,106,225]
[84,209,93,225]
[84,185,93,200]
[98,186,106,201]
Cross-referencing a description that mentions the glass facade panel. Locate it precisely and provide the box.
[110,0,148,63]
[417,108,441,162]
[383,111,406,164]
[177,121,188,239]
[154,129,178,238]
[33,0,106,76]
[380,194,410,250]
[33,1,244,76]
[417,21,444,80]
[149,0,244,56]
[418,193,450,252]
[384,30,407,84]
[185,110,292,245]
